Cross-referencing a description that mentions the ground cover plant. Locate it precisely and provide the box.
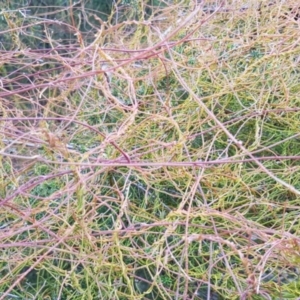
[0,0,300,299]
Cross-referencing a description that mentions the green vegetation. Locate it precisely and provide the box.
[0,1,300,299]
